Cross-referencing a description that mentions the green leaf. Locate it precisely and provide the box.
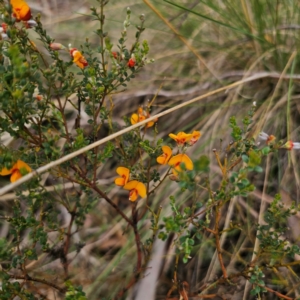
[242,154,249,163]
[261,146,270,155]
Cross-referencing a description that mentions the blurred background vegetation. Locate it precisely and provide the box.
[2,0,300,299]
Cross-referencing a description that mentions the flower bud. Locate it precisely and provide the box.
[50,43,66,50]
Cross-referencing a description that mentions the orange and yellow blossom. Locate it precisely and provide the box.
[131,107,156,128]
[0,160,31,182]
[168,153,193,175]
[10,0,31,21]
[169,132,192,145]
[131,113,146,124]
[115,167,130,186]
[123,180,146,202]
[70,48,88,69]
[156,145,172,165]
[189,130,201,145]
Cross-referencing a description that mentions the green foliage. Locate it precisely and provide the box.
[249,266,267,296]
[65,282,87,300]
[258,194,300,259]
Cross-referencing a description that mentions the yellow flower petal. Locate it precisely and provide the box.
[116,167,129,177]
[157,156,166,165]
[115,167,130,186]
[136,182,146,198]
[169,132,192,145]
[115,177,126,186]
[131,113,139,125]
[72,51,88,69]
[123,180,139,190]
[10,170,22,182]
[191,130,201,139]
[146,121,155,128]
[169,133,178,140]
[124,180,146,201]
[0,166,13,176]
[129,189,138,201]
[156,145,172,165]
[15,160,31,174]
[168,154,193,172]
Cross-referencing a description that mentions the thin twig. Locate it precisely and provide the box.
[9,274,66,294]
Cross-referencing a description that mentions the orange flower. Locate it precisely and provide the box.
[10,0,31,21]
[189,130,201,145]
[70,48,88,69]
[168,153,193,175]
[0,160,31,182]
[282,141,300,150]
[157,146,172,165]
[169,132,193,145]
[123,180,146,201]
[115,167,130,186]
[130,107,156,128]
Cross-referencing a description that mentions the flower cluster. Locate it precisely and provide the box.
[115,167,146,202]
[0,160,31,182]
[157,130,201,179]
[131,107,157,128]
